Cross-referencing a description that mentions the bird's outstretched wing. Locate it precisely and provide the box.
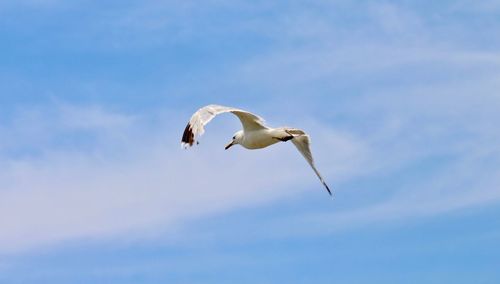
[288,129,332,196]
[181,104,267,148]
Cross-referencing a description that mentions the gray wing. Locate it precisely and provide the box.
[181,104,267,148]
[289,129,332,196]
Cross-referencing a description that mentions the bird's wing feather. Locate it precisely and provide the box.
[181,104,267,147]
[290,131,332,196]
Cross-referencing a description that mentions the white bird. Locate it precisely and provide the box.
[181,104,332,196]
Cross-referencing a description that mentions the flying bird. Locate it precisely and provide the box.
[181,104,332,196]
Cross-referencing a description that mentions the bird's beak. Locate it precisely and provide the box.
[225,141,234,150]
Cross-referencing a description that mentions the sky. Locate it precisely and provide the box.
[1,0,500,283]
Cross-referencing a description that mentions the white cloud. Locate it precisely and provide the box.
[57,103,135,130]
[2,1,500,255]
[3,81,497,252]
[304,166,500,236]
[207,41,500,241]
[216,151,500,243]
[246,74,500,240]
[0,104,363,253]
[451,0,500,13]
[368,2,425,36]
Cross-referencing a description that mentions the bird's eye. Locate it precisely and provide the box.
[233,136,236,140]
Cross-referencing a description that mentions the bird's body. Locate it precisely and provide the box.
[181,104,332,195]
[240,128,275,149]
[238,128,291,149]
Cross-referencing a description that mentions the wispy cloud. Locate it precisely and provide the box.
[0,103,365,253]
[1,0,499,257]
[451,0,500,13]
[245,72,500,239]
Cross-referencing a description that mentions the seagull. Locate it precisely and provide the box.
[181,104,332,196]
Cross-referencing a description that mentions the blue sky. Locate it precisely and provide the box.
[1,0,500,283]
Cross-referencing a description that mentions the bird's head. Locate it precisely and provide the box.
[225,130,243,150]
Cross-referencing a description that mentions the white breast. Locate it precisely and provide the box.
[240,129,280,149]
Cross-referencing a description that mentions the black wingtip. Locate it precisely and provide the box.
[324,182,332,197]
[181,123,195,147]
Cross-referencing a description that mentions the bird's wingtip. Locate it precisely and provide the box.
[324,182,333,197]
[181,123,195,147]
